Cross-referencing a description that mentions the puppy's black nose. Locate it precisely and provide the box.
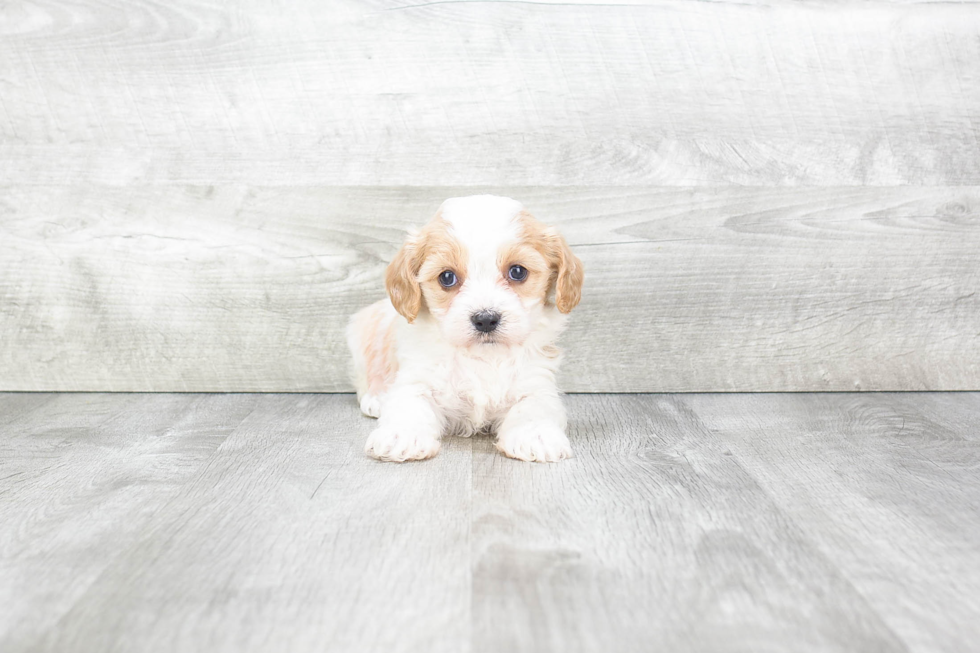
[471,310,501,333]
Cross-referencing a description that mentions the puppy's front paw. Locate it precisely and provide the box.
[358,393,382,418]
[365,426,441,462]
[496,421,572,463]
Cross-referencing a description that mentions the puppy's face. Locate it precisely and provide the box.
[385,195,584,347]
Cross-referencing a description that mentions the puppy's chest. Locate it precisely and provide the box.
[434,354,524,427]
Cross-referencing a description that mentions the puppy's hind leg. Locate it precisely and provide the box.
[358,392,383,419]
[346,301,399,418]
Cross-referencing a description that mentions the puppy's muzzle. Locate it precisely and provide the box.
[471,310,501,333]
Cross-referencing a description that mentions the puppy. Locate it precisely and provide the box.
[346,195,584,463]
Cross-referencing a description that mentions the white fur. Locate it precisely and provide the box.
[348,195,574,463]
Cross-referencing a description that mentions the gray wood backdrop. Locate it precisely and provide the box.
[1,0,978,392]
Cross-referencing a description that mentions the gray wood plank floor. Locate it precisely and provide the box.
[1,392,978,652]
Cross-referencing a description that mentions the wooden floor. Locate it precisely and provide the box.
[1,392,978,653]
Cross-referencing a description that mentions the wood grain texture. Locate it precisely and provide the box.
[0,393,258,651]
[2,392,979,652]
[683,392,980,653]
[2,186,978,392]
[470,394,907,653]
[1,0,979,186]
[7,394,474,653]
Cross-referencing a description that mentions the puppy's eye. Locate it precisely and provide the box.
[438,270,458,288]
[508,265,528,282]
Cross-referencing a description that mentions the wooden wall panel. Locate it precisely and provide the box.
[1,1,978,186]
[1,0,978,390]
[2,186,977,392]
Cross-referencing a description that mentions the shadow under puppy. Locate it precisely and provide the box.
[347,195,584,463]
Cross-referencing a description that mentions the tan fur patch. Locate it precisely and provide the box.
[497,241,551,303]
[352,302,399,395]
[370,319,398,394]
[416,218,468,315]
[514,210,584,313]
[386,211,469,321]
[385,237,424,322]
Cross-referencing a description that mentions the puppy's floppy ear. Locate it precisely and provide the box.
[546,228,584,314]
[385,233,425,322]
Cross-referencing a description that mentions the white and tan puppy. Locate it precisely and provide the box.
[347,195,584,463]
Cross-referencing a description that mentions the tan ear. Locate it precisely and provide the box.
[385,235,425,322]
[549,229,584,314]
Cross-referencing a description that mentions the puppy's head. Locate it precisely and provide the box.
[386,195,584,347]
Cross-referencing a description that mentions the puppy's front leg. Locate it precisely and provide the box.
[365,386,444,462]
[496,391,572,463]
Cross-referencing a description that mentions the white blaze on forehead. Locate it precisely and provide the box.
[438,196,523,273]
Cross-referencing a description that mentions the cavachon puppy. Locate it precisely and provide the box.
[347,195,584,463]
